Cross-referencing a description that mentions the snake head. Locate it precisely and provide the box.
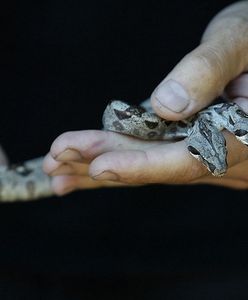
[186,117,228,177]
[234,130,248,144]
[233,108,248,145]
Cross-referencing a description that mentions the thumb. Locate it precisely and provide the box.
[151,1,248,121]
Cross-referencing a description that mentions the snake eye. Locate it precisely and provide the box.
[207,162,216,174]
[234,129,247,137]
[187,146,200,156]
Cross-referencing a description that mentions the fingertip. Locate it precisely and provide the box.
[51,175,78,196]
[49,131,75,159]
[151,83,199,121]
[42,152,62,175]
[50,130,112,161]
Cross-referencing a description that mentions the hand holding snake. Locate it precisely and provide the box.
[0,1,248,201]
[42,2,248,195]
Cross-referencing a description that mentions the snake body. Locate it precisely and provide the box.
[0,99,247,202]
[0,158,53,202]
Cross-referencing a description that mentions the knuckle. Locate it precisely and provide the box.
[51,131,73,151]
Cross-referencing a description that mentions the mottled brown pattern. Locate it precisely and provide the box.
[145,120,159,129]
[104,100,248,178]
[113,120,125,131]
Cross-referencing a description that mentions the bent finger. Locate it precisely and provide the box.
[49,130,163,162]
[89,132,248,185]
[51,175,134,196]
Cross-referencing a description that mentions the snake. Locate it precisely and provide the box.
[0,98,247,202]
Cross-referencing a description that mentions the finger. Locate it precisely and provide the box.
[49,161,89,176]
[191,177,248,190]
[51,174,133,196]
[89,141,208,184]
[224,160,248,183]
[49,130,163,163]
[52,159,248,194]
[44,130,165,177]
[43,151,90,177]
[43,152,63,174]
[89,132,248,185]
[150,2,248,120]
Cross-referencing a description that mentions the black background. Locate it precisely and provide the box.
[1,0,248,299]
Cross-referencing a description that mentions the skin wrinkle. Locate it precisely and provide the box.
[203,14,248,72]
[115,150,151,183]
[195,159,248,180]
[146,142,208,183]
[194,46,225,96]
[197,41,244,95]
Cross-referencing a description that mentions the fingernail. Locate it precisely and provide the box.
[92,171,119,181]
[55,149,83,162]
[154,79,190,113]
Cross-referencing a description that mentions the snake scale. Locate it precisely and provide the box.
[0,98,247,202]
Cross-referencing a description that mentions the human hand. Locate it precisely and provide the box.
[43,1,248,194]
